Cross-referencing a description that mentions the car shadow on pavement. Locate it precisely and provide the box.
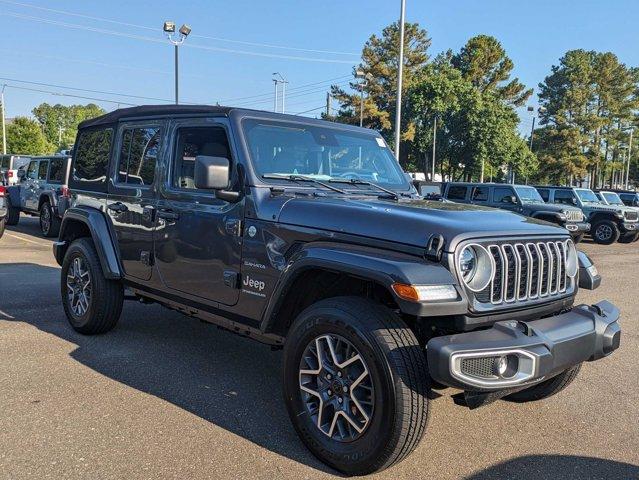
[0,263,337,475]
[464,454,638,479]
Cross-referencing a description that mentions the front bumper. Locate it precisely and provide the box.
[427,300,620,391]
[565,221,590,234]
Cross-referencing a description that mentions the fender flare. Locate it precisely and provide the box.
[6,185,21,209]
[588,211,618,224]
[260,242,466,333]
[55,207,121,279]
[531,211,563,224]
[38,192,57,210]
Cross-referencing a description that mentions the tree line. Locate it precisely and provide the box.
[327,22,639,187]
[1,103,105,155]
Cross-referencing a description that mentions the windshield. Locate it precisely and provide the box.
[515,186,544,203]
[242,119,409,190]
[575,189,600,203]
[602,192,624,206]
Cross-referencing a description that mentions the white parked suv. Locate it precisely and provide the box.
[1,154,31,186]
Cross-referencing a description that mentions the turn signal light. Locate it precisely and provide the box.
[391,283,458,302]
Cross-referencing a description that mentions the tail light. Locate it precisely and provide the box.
[61,185,71,198]
[0,186,6,196]
[7,171,13,178]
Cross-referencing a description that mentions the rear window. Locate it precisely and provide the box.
[471,186,489,202]
[48,158,65,183]
[38,160,49,180]
[0,157,8,169]
[446,185,468,201]
[116,127,160,186]
[72,127,113,192]
[537,188,550,202]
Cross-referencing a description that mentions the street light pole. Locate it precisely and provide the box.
[431,116,437,180]
[163,21,191,105]
[1,85,6,155]
[272,73,288,113]
[393,0,406,160]
[273,80,279,112]
[626,128,634,189]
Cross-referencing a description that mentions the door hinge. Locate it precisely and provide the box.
[225,219,242,237]
[223,270,240,289]
[140,250,154,266]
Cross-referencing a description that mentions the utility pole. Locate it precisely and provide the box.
[431,116,436,180]
[273,80,279,112]
[393,0,406,160]
[0,85,6,155]
[627,130,633,188]
[272,73,288,113]
[325,92,331,117]
[529,116,536,150]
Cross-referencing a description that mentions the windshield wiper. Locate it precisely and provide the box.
[329,178,405,200]
[262,174,347,194]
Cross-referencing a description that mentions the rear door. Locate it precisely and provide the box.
[106,122,163,282]
[154,117,243,306]
[21,160,39,210]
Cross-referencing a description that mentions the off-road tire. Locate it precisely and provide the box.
[591,220,620,245]
[572,233,585,244]
[282,296,429,476]
[39,201,61,237]
[618,231,639,244]
[0,218,5,239]
[6,203,20,225]
[505,364,582,403]
[61,238,123,335]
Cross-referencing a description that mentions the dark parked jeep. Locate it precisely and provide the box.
[536,186,639,244]
[442,182,590,243]
[6,155,72,237]
[53,106,620,475]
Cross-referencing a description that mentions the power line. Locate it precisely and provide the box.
[0,0,360,57]
[0,76,188,104]
[231,80,352,107]
[1,11,357,64]
[3,84,136,106]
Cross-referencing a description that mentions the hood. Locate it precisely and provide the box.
[523,203,579,214]
[275,196,568,251]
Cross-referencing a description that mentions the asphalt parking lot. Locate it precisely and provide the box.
[0,215,637,480]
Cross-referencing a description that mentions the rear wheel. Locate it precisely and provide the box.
[61,238,123,334]
[283,297,429,475]
[39,201,61,237]
[6,203,19,226]
[505,364,581,402]
[591,220,620,245]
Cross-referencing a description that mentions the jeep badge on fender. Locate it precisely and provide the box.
[52,105,620,476]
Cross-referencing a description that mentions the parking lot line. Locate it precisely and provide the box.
[4,232,50,247]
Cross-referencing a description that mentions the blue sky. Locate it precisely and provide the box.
[2,0,639,134]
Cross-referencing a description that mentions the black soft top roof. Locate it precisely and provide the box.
[78,105,235,129]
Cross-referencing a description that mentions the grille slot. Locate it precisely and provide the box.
[565,210,583,222]
[467,239,571,308]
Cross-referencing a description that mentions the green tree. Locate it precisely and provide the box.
[537,49,638,186]
[451,35,533,107]
[6,117,53,155]
[31,103,105,150]
[326,21,430,167]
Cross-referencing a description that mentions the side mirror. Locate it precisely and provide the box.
[194,155,240,202]
[578,251,601,290]
[17,169,25,179]
[504,195,517,204]
[194,155,230,190]
[633,199,639,207]
[571,197,578,205]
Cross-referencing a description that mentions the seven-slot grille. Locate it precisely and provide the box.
[624,210,639,222]
[565,210,583,222]
[472,240,570,306]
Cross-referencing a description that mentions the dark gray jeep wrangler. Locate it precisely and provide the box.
[53,106,620,476]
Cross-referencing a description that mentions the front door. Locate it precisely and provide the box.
[106,122,163,281]
[493,186,520,213]
[154,118,243,306]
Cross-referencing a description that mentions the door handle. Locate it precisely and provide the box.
[157,209,179,221]
[107,202,128,213]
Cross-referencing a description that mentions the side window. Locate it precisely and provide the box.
[471,186,489,202]
[446,186,468,201]
[48,159,65,183]
[537,189,549,202]
[72,127,113,192]
[493,187,516,203]
[554,190,575,205]
[27,161,38,179]
[38,160,49,180]
[172,126,230,190]
[117,127,160,186]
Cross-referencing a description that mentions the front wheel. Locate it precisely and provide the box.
[61,238,123,334]
[282,297,429,475]
[591,220,620,245]
[505,364,581,402]
[618,231,639,244]
[571,233,585,244]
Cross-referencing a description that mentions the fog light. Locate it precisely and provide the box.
[493,355,519,378]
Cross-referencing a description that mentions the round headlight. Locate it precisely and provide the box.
[458,244,494,292]
[565,239,578,277]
